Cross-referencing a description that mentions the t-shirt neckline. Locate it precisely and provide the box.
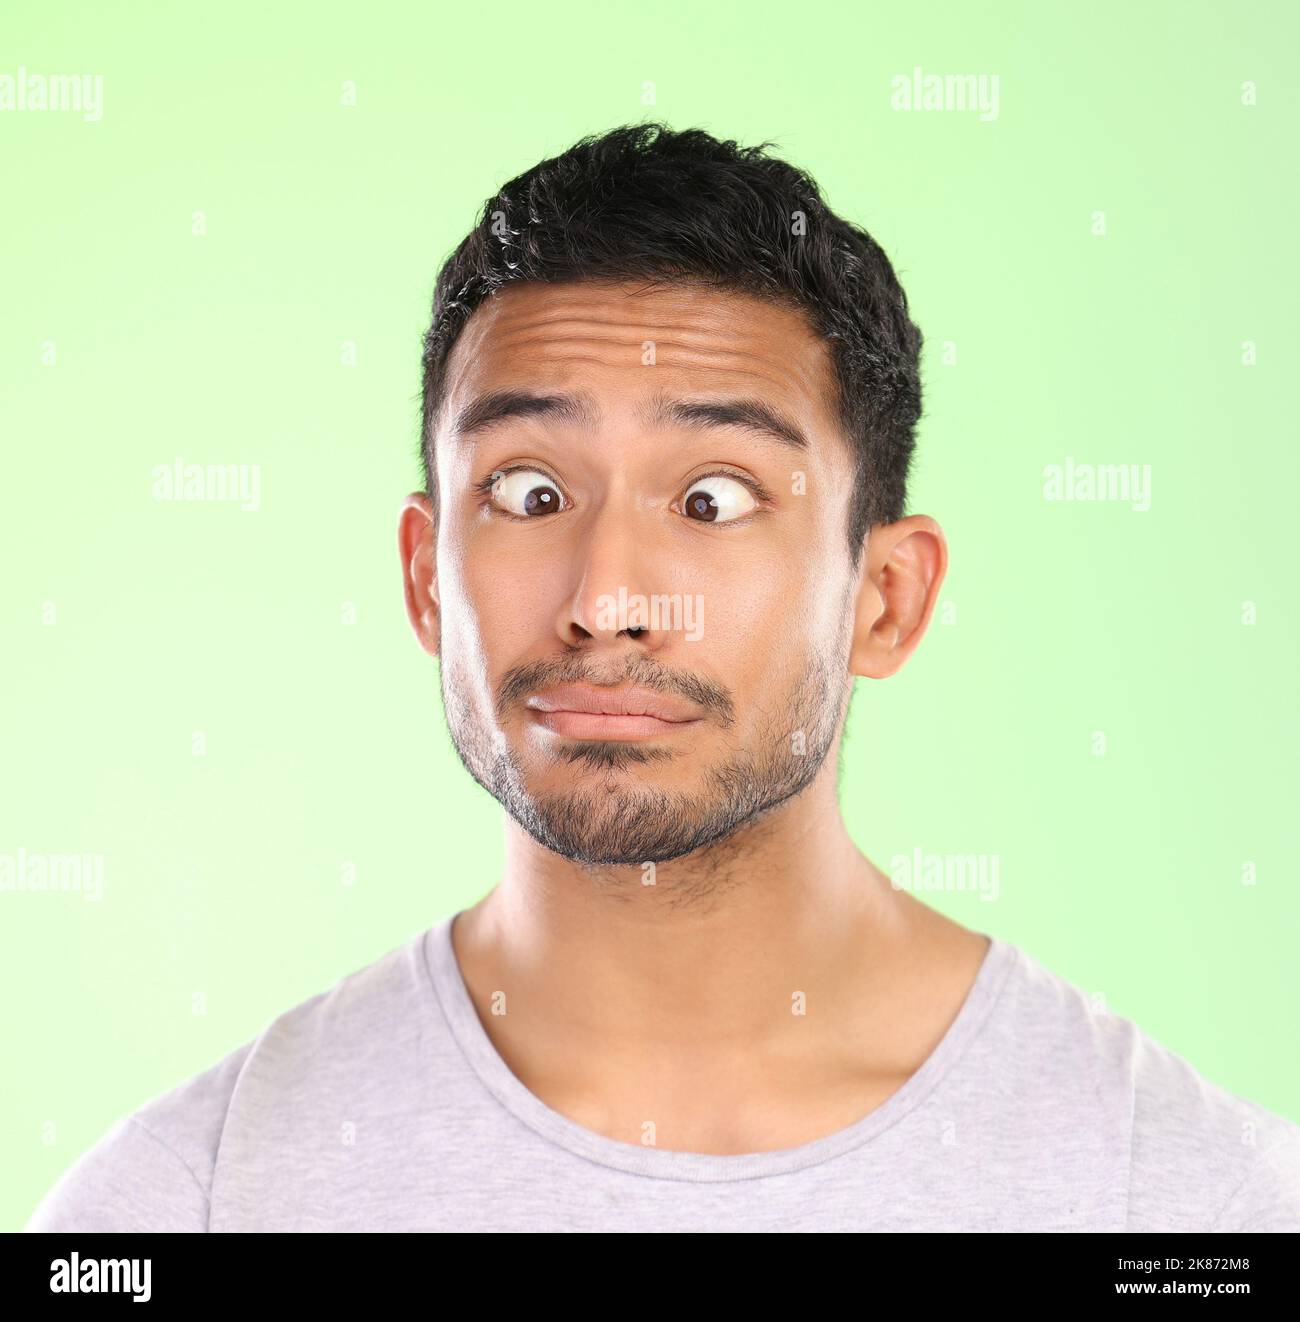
[420,909,1019,1182]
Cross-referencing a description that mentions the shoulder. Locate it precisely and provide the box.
[23,1040,254,1232]
[24,928,430,1233]
[1121,1009,1300,1231]
[992,940,1300,1231]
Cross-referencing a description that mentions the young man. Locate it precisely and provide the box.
[26,122,1300,1232]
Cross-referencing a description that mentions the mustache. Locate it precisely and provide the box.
[496,656,735,728]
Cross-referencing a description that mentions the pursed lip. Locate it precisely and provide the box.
[524,683,702,723]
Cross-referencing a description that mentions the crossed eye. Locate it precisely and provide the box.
[489,469,757,523]
[490,469,565,518]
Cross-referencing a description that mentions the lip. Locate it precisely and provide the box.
[524,683,703,741]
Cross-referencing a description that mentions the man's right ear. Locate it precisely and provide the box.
[398,493,440,658]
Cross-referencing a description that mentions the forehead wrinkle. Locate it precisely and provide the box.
[451,289,840,442]
[486,310,819,358]
[477,287,822,351]
[486,332,824,401]
[642,337,828,398]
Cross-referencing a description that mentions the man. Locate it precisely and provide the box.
[26,122,1300,1232]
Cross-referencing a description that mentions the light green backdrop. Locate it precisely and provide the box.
[3,0,1297,1230]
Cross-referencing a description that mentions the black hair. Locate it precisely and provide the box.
[418,121,923,561]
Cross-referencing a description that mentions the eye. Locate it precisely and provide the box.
[486,468,567,518]
[680,474,759,524]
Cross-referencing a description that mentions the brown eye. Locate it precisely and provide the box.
[681,475,757,523]
[492,469,566,517]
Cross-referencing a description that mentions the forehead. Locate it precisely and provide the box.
[437,279,842,438]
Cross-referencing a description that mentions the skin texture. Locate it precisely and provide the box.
[398,278,990,1154]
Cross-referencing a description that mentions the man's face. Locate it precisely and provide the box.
[426,278,862,866]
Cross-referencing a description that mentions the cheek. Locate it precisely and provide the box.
[684,564,803,697]
[441,533,558,665]
[693,552,804,640]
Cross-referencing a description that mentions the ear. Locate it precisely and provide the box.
[398,493,440,658]
[847,515,948,679]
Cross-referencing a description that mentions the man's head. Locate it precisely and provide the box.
[400,123,943,869]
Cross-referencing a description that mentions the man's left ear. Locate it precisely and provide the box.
[847,515,948,679]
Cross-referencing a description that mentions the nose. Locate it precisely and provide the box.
[556,496,674,654]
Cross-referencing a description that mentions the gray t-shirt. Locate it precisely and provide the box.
[23,913,1300,1231]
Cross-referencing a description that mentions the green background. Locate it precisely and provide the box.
[3,0,1297,1230]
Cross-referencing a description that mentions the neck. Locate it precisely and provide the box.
[454,757,921,1058]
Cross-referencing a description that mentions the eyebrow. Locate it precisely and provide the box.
[449,389,597,442]
[640,391,809,453]
[448,388,809,453]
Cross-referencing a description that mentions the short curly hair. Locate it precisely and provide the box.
[419,121,923,561]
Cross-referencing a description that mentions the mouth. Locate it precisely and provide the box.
[524,683,704,742]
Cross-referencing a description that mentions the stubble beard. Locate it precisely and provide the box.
[440,649,849,868]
